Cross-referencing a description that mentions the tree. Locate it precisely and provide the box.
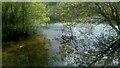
[2,2,50,41]
[47,2,120,66]
[94,3,120,35]
[2,2,50,66]
[89,2,120,66]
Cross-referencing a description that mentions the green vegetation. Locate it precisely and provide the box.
[3,36,49,66]
[2,2,50,42]
[2,2,50,66]
[2,2,120,66]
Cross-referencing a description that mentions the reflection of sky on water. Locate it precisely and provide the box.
[38,23,117,66]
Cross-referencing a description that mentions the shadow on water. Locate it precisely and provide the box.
[2,36,49,66]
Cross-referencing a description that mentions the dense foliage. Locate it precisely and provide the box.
[2,2,120,66]
[2,2,50,41]
[2,2,50,66]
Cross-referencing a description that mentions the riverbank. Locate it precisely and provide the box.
[2,36,49,66]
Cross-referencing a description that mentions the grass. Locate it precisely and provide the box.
[2,36,49,66]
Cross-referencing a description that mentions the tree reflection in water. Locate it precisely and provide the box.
[54,23,118,66]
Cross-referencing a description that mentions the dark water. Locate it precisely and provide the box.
[38,23,117,66]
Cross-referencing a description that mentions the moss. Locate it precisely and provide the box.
[2,36,49,66]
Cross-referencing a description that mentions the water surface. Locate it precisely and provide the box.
[39,23,116,66]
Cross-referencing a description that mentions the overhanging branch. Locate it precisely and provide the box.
[95,3,119,35]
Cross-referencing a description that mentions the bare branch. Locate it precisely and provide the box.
[95,3,119,35]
